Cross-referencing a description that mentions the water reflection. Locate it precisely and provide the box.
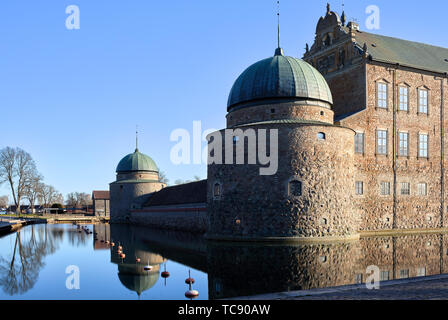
[0,222,447,299]
[107,224,165,297]
[0,225,60,295]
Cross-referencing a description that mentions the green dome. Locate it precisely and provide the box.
[227,48,333,111]
[116,149,159,173]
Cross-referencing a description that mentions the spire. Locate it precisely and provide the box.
[327,3,331,14]
[341,1,346,26]
[135,125,139,152]
[274,0,284,56]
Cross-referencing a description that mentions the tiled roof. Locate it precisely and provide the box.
[354,31,448,74]
[92,191,110,200]
[144,180,207,207]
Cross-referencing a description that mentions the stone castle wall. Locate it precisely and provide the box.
[226,102,333,127]
[110,181,165,223]
[207,122,358,240]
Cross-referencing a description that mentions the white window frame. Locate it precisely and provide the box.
[418,88,429,114]
[398,132,409,157]
[418,133,429,158]
[376,129,388,155]
[398,86,409,112]
[377,82,388,109]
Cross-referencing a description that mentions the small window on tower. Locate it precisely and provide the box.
[213,182,221,199]
[317,132,326,140]
[289,180,302,197]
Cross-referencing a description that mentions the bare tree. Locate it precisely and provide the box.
[38,184,58,209]
[65,192,77,208]
[24,173,43,213]
[53,193,64,206]
[159,171,169,185]
[0,147,38,213]
[65,192,91,209]
[0,195,8,209]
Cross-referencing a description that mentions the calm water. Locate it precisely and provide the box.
[1,223,448,300]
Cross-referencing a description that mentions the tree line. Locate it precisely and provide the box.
[0,147,91,213]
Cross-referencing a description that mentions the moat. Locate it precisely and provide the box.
[1,223,448,300]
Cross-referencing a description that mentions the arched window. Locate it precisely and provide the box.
[289,180,302,197]
[317,132,326,140]
[213,182,222,199]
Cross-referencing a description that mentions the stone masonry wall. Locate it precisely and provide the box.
[207,122,358,240]
[226,101,333,127]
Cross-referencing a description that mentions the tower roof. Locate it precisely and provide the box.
[227,49,333,111]
[116,149,159,173]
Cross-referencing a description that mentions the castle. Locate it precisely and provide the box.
[108,4,448,242]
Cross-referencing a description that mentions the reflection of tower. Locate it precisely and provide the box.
[109,224,165,297]
[206,241,362,299]
[117,264,160,297]
[93,224,110,250]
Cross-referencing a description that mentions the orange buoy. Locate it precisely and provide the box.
[118,246,122,250]
[185,270,195,284]
[136,258,141,263]
[161,262,170,278]
[120,253,125,259]
[111,242,115,246]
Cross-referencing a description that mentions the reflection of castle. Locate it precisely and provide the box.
[109,3,448,241]
[108,224,165,297]
[105,225,448,300]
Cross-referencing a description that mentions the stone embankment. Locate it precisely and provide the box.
[0,217,45,236]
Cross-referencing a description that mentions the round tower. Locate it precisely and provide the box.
[110,147,166,223]
[206,47,359,241]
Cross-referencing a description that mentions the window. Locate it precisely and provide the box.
[355,133,365,154]
[355,274,363,284]
[317,132,326,140]
[417,268,426,277]
[380,182,391,196]
[355,181,364,195]
[213,183,221,199]
[377,83,388,109]
[419,134,428,158]
[398,86,409,111]
[380,271,390,281]
[418,89,428,114]
[398,132,409,157]
[401,182,411,196]
[418,183,428,196]
[399,269,410,279]
[377,130,388,155]
[289,180,302,197]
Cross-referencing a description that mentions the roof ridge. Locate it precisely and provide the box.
[357,30,448,52]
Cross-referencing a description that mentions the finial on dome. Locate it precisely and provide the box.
[327,3,331,14]
[341,1,346,26]
[135,125,139,152]
[274,1,283,56]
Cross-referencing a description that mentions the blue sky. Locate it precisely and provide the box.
[1,0,448,200]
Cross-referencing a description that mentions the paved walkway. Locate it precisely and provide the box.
[234,275,448,300]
